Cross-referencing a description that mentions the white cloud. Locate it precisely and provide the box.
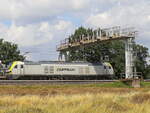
[0,20,73,47]
[86,0,150,27]
[148,15,150,21]
[54,20,72,30]
[85,0,150,45]
[71,0,90,10]
[0,0,11,20]
[0,0,90,23]
[0,0,150,60]
[86,13,112,28]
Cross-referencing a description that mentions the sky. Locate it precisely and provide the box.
[0,0,150,61]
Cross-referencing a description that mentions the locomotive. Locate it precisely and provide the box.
[5,61,114,80]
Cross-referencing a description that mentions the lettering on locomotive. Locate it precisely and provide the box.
[57,68,75,71]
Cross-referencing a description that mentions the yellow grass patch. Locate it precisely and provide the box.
[0,92,149,113]
[0,84,149,113]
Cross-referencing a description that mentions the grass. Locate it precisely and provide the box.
[0,82,134,96]
[92,81,131,88]
[141,81,150,87]
[0,82,149,113]
[0,92,150,113]
[0,81,149,96]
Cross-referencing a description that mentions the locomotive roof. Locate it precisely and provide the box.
[24,61,103,66]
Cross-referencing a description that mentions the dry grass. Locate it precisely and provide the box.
[0,84,149,113]
[0,92,149,113]
[131,93,150,104]
[0,83,145,96]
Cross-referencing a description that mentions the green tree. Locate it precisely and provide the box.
[134,45,149,78]
[68,27,149,78]
[144,64,150,78]
[0,39,25,65]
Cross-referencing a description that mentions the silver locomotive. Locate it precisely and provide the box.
[7,61,114,80]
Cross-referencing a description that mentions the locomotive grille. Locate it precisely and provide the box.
[44,66,49,73]
[85,67,89,74]
[49,66,54,74]
[79,67,83,74]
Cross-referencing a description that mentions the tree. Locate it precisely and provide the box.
[68,27,149,78]
[0,39,25,65]
[144,64,150,78]
[134,45,149,78]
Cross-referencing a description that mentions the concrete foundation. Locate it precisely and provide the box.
[121,78,141,88]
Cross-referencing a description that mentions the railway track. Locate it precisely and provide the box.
[144,79,150,82]
[0,79,149,85]
[0,80,118,85]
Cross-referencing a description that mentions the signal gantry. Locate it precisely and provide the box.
[56,26,138,79]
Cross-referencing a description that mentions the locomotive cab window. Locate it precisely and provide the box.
[14,65,18,69]
[109,66,111,69]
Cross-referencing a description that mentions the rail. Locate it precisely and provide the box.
[0,80,118,85]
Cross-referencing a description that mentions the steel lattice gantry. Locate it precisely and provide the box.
[56,26,137,79]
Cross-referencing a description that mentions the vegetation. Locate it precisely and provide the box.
[0,39,24,64]
[0,89,150,113]
[1,82,150,95]
[0,84,149,113]
[68,27,150,78]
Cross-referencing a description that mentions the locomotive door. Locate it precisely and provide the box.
[104,66,108,75]
[12,65,18,74]
[19,65,24,75]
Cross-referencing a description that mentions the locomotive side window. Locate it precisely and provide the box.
[109,66,111,69]
[21,65,24,68]
[104,66,106,69]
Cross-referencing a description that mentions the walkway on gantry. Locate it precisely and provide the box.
[56,26,138,79]
[57,26,136,51]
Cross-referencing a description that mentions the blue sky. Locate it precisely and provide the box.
[0,0,150,61]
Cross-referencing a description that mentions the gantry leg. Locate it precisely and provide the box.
[58,51,70,61]
[125,38,134,79]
